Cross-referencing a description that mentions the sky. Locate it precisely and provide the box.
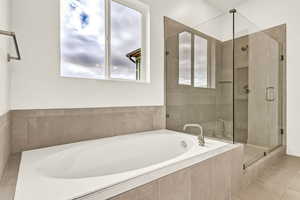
[178,31,208,87]
[60,0,142,80]
[194,35,208,88]
[178,32,192,85]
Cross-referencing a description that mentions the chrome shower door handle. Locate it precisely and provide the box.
[266,87,275,102]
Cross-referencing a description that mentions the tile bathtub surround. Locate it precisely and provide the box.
[0,112,11,181]
[0,154,21,200]
[1,146,294,200]
[11,106,165,153]
[93,146,243,200]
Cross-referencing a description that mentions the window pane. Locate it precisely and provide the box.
[61,0,105,79]
[178,32,192,85]
[194,35,208,87]
[110,1,142,80]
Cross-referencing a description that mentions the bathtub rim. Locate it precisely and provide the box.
[35,132,196,179]
[14,129,241,200]
[74,142,241,200]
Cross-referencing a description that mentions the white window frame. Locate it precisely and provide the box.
[177,31,215,89]
[178,31,192,86]
[60,0,150,83]
[194,34,209,88]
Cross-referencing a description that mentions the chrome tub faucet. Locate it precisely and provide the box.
[183,124,205,146]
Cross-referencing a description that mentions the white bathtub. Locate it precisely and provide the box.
[15,129,235,200]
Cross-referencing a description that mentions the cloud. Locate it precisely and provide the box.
[62,30,104,67]
[61,0,142,79]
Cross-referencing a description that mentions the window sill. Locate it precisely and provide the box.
[61,75,151,84]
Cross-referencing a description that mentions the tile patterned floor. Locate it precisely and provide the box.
[235,155,300,200]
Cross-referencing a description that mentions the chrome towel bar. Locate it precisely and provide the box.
[0,30,21,62]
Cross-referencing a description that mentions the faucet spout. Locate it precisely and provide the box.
[183,124,205,146]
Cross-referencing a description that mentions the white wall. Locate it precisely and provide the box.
[10,0,162,109]
[236,0,300,156]
[0,0,11,115]
[9,0,219,110]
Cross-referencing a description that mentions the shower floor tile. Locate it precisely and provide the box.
[243,144,268,164]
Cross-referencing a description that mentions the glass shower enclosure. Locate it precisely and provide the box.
[165,9,284,167]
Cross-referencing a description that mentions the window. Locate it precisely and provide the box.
[178,32,192,85]
[194,35,208,88]
[60,0,148,81]
[178,32,214,88]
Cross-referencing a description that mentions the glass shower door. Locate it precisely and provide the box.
[164,16,234,142]
[164,10,284,168]
[234,12,283,166]
[247,32,280,149]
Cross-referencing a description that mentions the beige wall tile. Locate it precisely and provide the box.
[27,116,65,149]
[153,107,166,130]
[107,147,243,200]
[0,112,10,181]
[11,116,28,153]
[0,154,21,200]
[111,181,159,200]
[281,189,300,200]
[190,159,213,200]
[230,146,244,195]
[110,188,137,200]
[158,169,191,200]
[11,106,165,153]
[0,154,21,186]
[0,184,15,200]
[212,151,232,200]
[63,114,115,143]
[165,17,221,138]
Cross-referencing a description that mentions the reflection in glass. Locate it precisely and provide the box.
[178,32,192,85]
[61,0,106,79]
[110,1,142,80]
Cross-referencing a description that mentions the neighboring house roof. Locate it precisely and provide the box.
[126,48,141,63]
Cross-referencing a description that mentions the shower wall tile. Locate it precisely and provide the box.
[216,36,251,143]
[234,36,249,68]
[166,104,217,135]
[0,112,10,181]
[10,106,165,153]
[264,24,287,146]
[216,104,233,121]
[165,17,225,139]
[167,90,216,106]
